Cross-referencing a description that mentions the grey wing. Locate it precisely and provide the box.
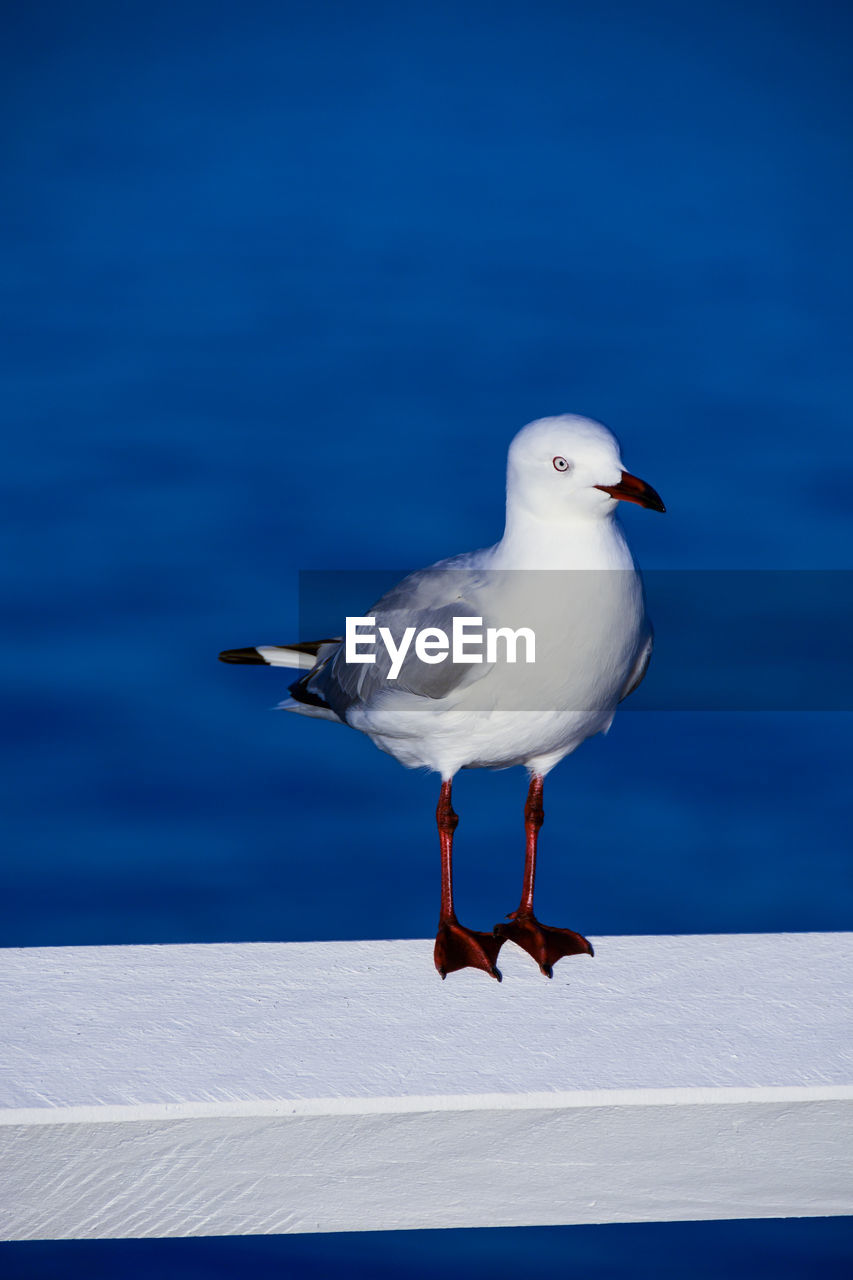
[299,558,497,719]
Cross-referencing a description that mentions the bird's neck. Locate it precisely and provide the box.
[492,507,635,570]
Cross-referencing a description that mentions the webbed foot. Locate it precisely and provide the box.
[494,911,593,977]
[434,919,505,980]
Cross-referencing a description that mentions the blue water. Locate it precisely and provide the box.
[2,0,851,1274]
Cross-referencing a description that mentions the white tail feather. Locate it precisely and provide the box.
[256,646,319,669]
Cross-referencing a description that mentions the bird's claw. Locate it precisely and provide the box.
[494,911,593,976]
[434,919,505,981]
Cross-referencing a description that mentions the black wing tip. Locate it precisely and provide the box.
[287,673,333,711]
[219,647,267,665]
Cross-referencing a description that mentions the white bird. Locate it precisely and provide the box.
[220,415,665,981]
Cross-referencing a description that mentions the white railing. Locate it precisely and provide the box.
[2,932,851,1240]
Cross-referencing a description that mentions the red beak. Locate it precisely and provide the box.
[595,471,666,513]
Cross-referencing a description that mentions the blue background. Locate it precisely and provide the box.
[2,0,851,1275]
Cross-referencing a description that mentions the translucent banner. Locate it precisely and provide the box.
[295,570,853,712]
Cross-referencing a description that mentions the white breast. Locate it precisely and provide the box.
[354,525,649,777]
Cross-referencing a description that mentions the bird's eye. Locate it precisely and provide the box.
[553,456,571,472]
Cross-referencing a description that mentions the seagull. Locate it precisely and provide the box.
[220,415,665,981]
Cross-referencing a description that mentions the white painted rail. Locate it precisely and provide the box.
[1,933,851,1241]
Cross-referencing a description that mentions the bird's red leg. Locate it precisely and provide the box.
[433,779,504,981]
[494,774,594,977]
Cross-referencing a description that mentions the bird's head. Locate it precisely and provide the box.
[506,414,665,523]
